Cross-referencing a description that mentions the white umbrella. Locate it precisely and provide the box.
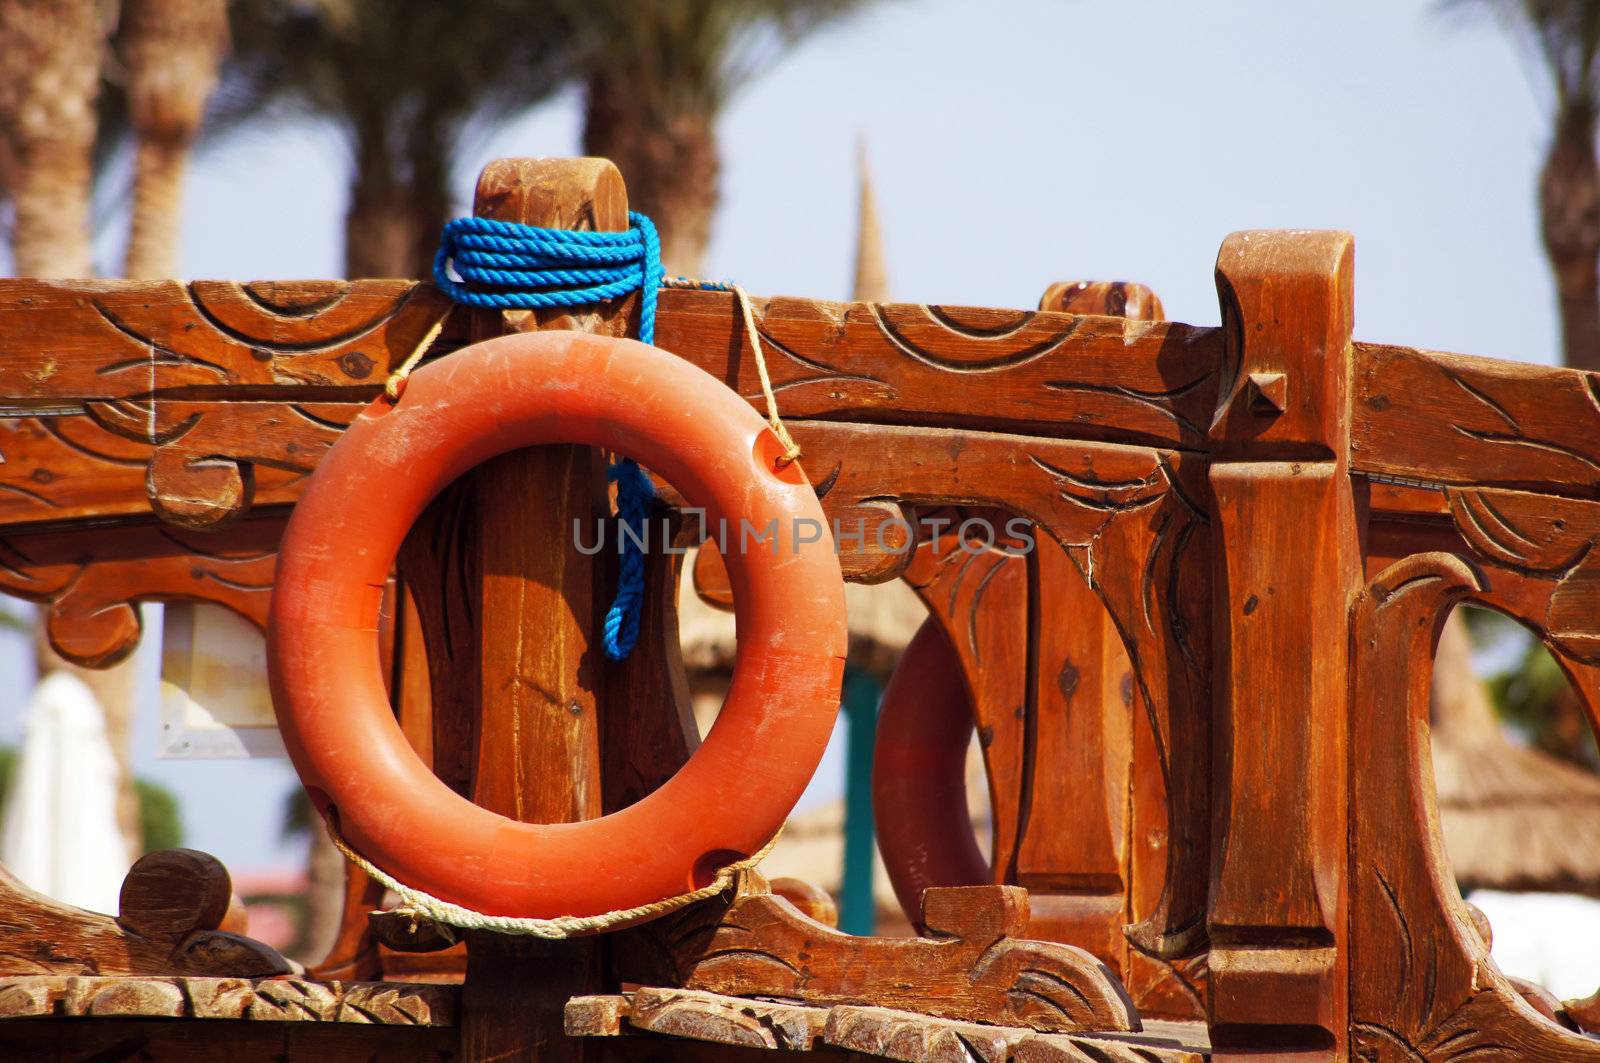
[0,670,131,913]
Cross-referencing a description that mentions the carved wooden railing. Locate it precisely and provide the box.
[0,157,1596,1060]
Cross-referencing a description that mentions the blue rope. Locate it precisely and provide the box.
[604,458,656,659]
[435,213,662,345]
[434,212,665,661]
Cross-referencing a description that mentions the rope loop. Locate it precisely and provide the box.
[328,817,780,940]
[662,278,801,465]
[433,212,663,345]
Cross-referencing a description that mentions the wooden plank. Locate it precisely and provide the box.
[0,278,450,402]
[1352,341,1600,498]
[652,289,1221,450]
[0,281,1223,452]
[10,277,1600,528]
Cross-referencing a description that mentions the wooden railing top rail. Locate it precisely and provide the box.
[0,279,1594,539]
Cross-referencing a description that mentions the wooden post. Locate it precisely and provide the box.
[1205,231,1357,1059]
[397,158,628,1063]
[459,159,625,1063]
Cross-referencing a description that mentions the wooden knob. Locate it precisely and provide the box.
[117,849,233,942]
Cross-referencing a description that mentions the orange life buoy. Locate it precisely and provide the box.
[268,330,847,920]
[872,618,989,927]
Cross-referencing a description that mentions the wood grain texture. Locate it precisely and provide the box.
[688,414,1214,967]
[12,209,1600,1059]
[0,278,450,401]
[1352,341,1600,498]
[14,278,1600,522]
[1206,231,1356,1060]
[0,514,281,667]
[873,280,1207,1018]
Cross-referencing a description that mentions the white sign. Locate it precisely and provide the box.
[159,603,284,758]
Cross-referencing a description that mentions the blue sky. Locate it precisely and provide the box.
[0,0,1566,872]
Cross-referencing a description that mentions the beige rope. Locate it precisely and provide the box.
[730,283,802,466]
[326,819,781,940]
[384,307,453,402]
[382,289,801,468]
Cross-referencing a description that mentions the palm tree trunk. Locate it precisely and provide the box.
[1540,101,1600,371]
[344,168,418,279]
[581,72,719,277]
[0,1,142,862]
[0,0,102,277]
[118,0,228,280]
[125,140,189,279]
[343,121,453,280]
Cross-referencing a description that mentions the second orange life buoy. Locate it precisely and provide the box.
[872,618,989,928]
[268,329,848,920]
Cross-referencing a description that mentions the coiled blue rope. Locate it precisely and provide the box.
[434,212,665,660]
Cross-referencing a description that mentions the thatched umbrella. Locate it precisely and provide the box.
[1431,619,1600,896]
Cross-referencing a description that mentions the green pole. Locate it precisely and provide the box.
[838,665,881,936]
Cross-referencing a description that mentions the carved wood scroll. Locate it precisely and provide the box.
[1350,554,1600,1061]
[857,275,1205,1021]
[0,513,282,667]
[0,279,447,530]
[615,878,1138,1036]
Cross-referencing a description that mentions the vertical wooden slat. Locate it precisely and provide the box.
[1016,536,1131,971]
